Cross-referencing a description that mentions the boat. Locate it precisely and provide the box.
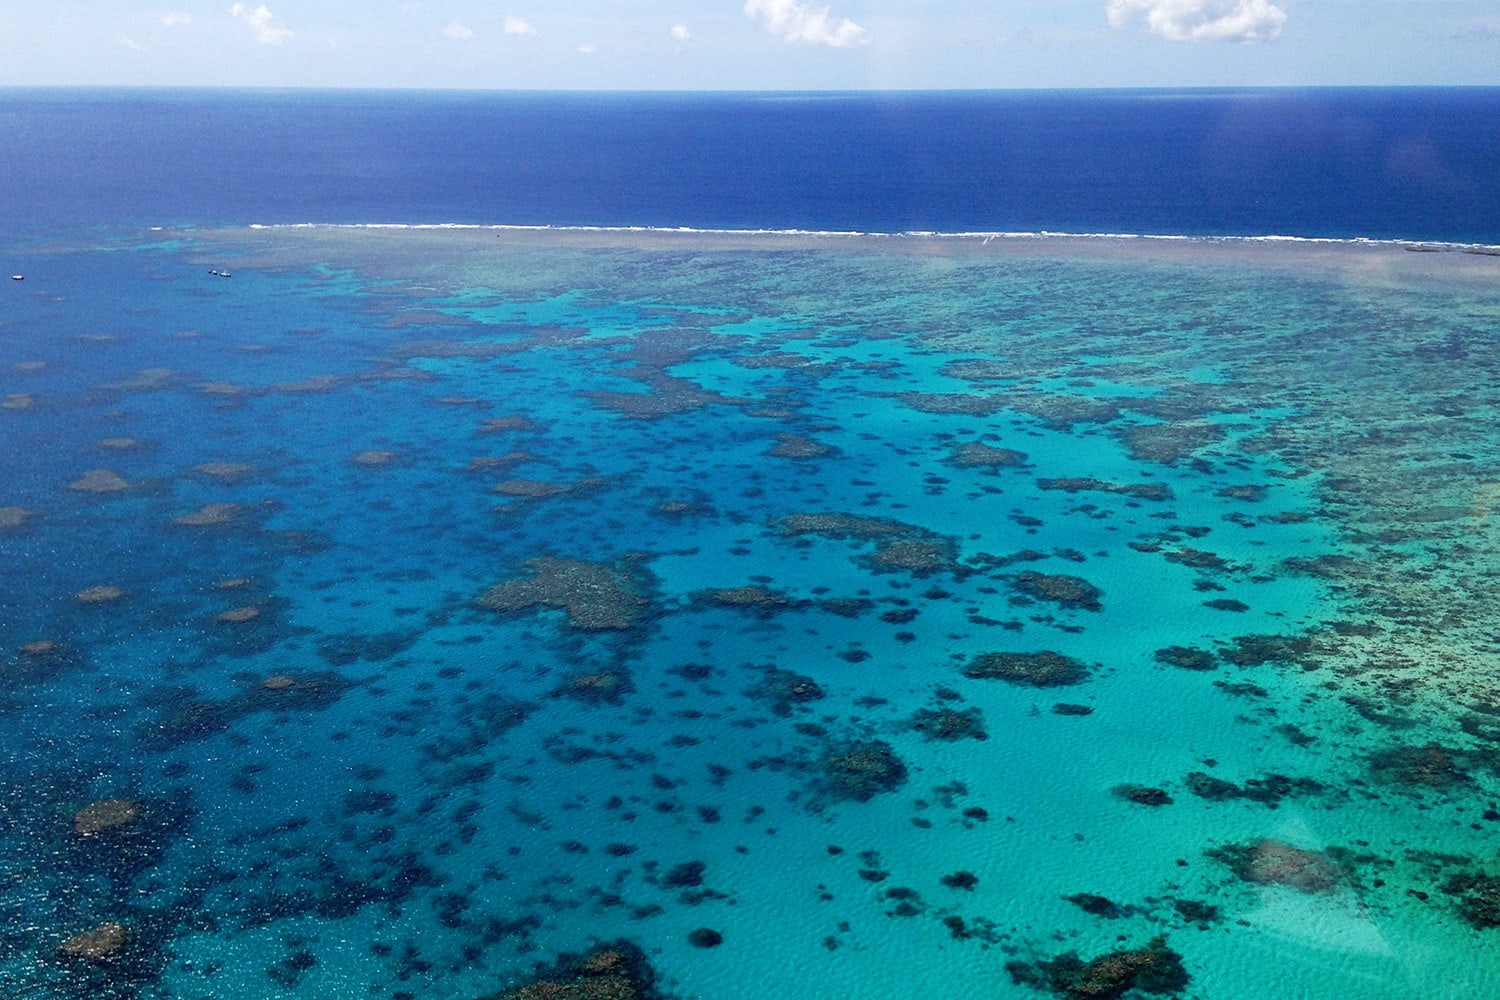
[9,275,21,281]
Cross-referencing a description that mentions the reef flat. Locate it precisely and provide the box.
[1,226,1499,999]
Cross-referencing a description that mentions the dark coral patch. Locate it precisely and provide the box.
[687,927,724,948]
[1207,839,1343,894]
[553,667,635,706]
[1162,547,1231,572]
[691,585,806,616]
[1038,478,1171,501]
[767,433,838,459]
[821,740,909,802]
[1113,784,1172,807]
[476,556,657,631]
[1218,632,1321,668]
[1153,646,1217,671]
[1064,893,1124,918]
[779,513,963,577]
[490,941,661,1000]
[964,651,1092,687]
[747,667,825,716]
[1010,571,1102,612]
[1439,872,1500,929]
[908,706,988,741]
[1006,936,1189,999]
[1121,420,1225,464]
[951,442,1029,469]
[940,870,979,890]
[142,672,355,750]
[661,861,706,889]
[1184,771,1325,806]
[1367,743,1473,789]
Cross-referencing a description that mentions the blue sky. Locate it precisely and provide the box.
[2,1,1497,89]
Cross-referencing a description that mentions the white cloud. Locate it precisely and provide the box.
[443,19,474,40]
[121,35,146,51]
[577,42,597,54]
[1107,0,1286,43]
[230,4,293,45]
[504,16,537,36]
[161,12,192,28]
[744,0,868,48]
[671,23,691,42]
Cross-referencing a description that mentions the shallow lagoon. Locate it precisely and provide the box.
[3,226,1500,998]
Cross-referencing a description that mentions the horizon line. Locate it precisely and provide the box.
[3,83,1499,96]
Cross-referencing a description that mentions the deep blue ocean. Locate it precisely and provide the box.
[5,89,1500,1000]
[2,87,1499,241]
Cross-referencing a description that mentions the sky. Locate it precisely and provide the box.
[1,1,1497,89]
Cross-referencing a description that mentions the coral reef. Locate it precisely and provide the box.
[193,462,255,478]
[691,585,805,616]
[1112,784,1172,806]
[69,469,132,493]
[0,506,32,529]
[1217,632,1322,669]
[1120,420,1224,464]
[908,706,988,741]
[1037,478,1171,501]
[1006,936,1189,998]
[779,512,963,577]
[780,512,911,539]
[73,798,141,837]
[951,442,1029,469]
[172,503,244,527]
[1440,871,1500,929]
[864,536,961,576]
[1153,646,1217,671]
[581,371,727,419]
[747,667,825,716]
[1010,571,1103,612]
[476,557,656,631]
[1207,839,1343,893]
[142,672,355,750]
[1367,743,1473,788]
[687,927,723,948]
[1184,771,1325,806]
[488,942,659,1000]
[1003,392,1122,429]
[100,367,175,392]
[821,740,909,802]
[493,479,571,499]
[767,433,838,459]
[964,651,1092,687]
[893,391,1009,417]
[553,667,635,706]
[74,585,126,604]
[57,922,128,963]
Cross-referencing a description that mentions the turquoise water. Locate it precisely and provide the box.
[3,227,1500,998]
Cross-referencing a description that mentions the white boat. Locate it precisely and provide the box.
[9,275,21,281]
